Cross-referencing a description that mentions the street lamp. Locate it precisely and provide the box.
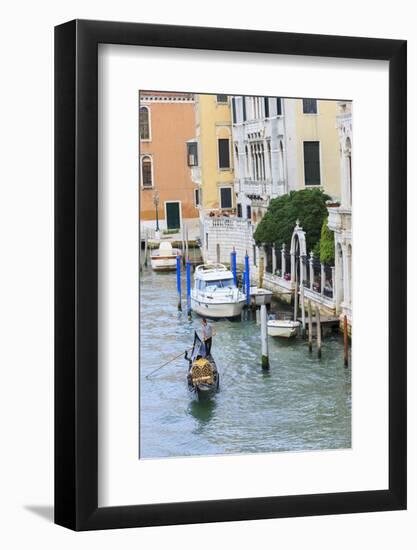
[152,190,160,232]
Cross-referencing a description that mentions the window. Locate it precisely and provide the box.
[242,97,247,121]
[264,97,269,118]
[218,138,230,169]
[187,141,198,166]
[303,141,321,186]
[216,94,228,104]
[246,204,252,220]
[139,106,150,140]
[141,155,153,188]
[302,98,318,114]
[232,97,237,122]
[220,187,232,209]
[206,278,235,289]
[237,203,242,217]
[194,188,200,207]
[276,97,282,116]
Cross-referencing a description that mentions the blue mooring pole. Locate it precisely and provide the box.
[176,253,182,310]
[186,258,191,319]
[245,252,250,306]
[231,247,237,286]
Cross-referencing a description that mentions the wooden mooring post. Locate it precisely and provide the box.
[300,283,306,336]
[316,306,322,358]
[144,231,148,267]
[259,256,264,289]
[343,314,349,367]
[308,300,313,352]
[294,279,298,321]
[260,304,269,370]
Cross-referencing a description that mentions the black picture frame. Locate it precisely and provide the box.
[55,19,407,531]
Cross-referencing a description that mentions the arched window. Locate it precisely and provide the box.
[139,106,150,140]
[141,155,153,188]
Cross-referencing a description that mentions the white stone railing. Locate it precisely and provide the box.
[304,287,336,311]
[205,216,252,231]
[327,206,352,232]
[243,178,272,196]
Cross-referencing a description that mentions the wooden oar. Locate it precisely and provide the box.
[145,347,192,379]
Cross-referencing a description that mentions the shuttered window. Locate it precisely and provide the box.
[218,138,230,169]
[303,141,321,186]
[187,142,198,166]
[194,188,200,207]
[276,97,282,116]
[232,97,237,122]
[220,187,232,209]
[302,98,318,114]
[264,97,269,118]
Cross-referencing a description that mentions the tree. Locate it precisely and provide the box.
[318,217,335,264]
[253,188,331,253]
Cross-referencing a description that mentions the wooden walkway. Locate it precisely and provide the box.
[297,316,339,326]
[297,315,340,336]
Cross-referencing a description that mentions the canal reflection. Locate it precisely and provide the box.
[140,263,351,459]
[188,399,217,426]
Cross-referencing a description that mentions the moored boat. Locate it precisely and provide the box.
[150,241,181,271]
[267,319,300,338]
[191,263,246,319]
[185,332,219,400]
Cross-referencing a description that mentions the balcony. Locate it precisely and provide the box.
[243,177,272,197]
[205,216,252,231]
[327,206,352,232]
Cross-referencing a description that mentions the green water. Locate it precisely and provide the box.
[140,265,351,459]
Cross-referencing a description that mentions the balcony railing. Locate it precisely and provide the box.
[243,177,272,196]
[327,206,351,232]
[205,216,252,231]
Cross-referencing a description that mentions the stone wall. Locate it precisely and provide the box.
[201,216,259,283]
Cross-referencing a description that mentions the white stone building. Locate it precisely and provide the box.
[231,96,296,224]
[201,96,295,272]
[327,101,352,327]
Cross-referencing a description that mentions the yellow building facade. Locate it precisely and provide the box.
[190,94,235,213]
[293,98,341,200]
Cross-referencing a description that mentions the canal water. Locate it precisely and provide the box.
[140,264,351,459]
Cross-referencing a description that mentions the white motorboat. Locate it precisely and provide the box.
[191,264,247,318]
[267,319,300,338]
[250,286,273,306]
[150,242,181,271]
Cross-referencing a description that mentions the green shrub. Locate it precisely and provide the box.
[319,217,335,264]
[253,188,331,252]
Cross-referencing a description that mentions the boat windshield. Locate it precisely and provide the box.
[204,278,235,290]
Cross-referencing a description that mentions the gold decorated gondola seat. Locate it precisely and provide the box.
[190,358,214,385]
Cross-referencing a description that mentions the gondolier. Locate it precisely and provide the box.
[202,318,214,355]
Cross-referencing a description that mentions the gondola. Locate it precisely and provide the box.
[184,332,219,400]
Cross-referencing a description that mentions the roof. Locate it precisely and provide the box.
[195,264,234,281]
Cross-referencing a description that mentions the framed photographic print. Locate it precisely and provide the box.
[55,20,407,530]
